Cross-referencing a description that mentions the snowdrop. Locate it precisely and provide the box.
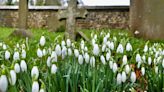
[46,56,51,67]
[51,51,57,62]
[102,44,106,52]
[42,49,47,56]
[14,63,20,73]
[106,51,111,61]
[55,44,61,56]
[125,64,131,74]
[31,66,39,80]
[148,57,152,65]
[0,75,8,92]
[136,54,142,63]
[39,89,45,92]
[162,59,164,68]
[112,63,118,73]
[141,67,145,76]
[74,49,79,58]
[116,73,122,85]
[13,51,20,61]
[100,55,106,65]
[130,72,136,83]
[109,61,113,69]
[62,46,67,59]
[37,48,43,58]
[78,55,84,65]
[94,34,97,40]
[84,53,90,63]
[103,36,108,44]
[93,44,100,56]
[68,48,72,56]
[121,71,126,83]
[109,41,114,50]
[20,60,27,72]
[90,56,95,67]
[126,42,132,51]
[32,81,39,92]
[61,40,66,47]
[80,40,85,50]
[9,70,17,85]
[155,66,158,74]
[40,36,46,46]
[92,39,96,46]
[84,46,88,52]
[51,64,57,74]
[5,50,10,60]
[122,55,127,65]
[143,44,148,53]
[21,49,26,59]
[66,39,71,47]
[116,43,124,54]
[142,55,146,63]
[3,44,7,50]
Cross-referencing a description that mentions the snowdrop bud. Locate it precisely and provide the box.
[112,63,118,73]
[142,55,146,62]
[55,44,61,56]
[21,49,26,59]
[13,51,20,61]
[121,71,126,83]
[80,40,85,50]
[141,67,145,76]
[92,39,96,46]
[39,89,45,92]
[51,64,57,74]
[16,43,20,48]
[93,44,100,56]
[84,46,88,52]
[68,48,72,56]
[126,42,132,51]
[9,70,16,85]
[31,66,39,80]
[125,64,131,74]
[20,60,27,72]
[61,40,66,47]
[130,72,136,83]
[109,61,113,69]
[5,50,10,60]
[100,55,106,65]
[102,44,106,52]
[162,59,164,68]
[148,57,152,65]
[116,73,122,85]
[3,44,7,50]
[103,37,108,44]
[116,43,124,54]
[37,48,43,58]
[78,55,84,65]
[46,56,51,67]
[143,44,148,53]
[66,39,71,47]
[106,51,111,61]
[32,81,39,92]
[42,49,47,56]
[62,46,67,59]
[0,75,8,92]
[106,33,110,38]
[21,44,26,49]
[74,49,79,58]
[136,54,141,62]
[109,42,114,50]
[40,36,46,46]
[155,66,158,74]
[14,63,20,73]
[84,53,90,63]
[51,51,57,62]
[94,34,97,40]
[122,55,127,65]
[90,56,95,67]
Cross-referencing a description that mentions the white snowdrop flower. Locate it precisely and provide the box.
[155,66,158,74]
[94,34,97,40]
[102,44,106,52]
[16,43,20,48]
[9,70,16,85]
[93,44,100,56]
[125,64,131,74]
[21,49,26,59]
[51,51,57,62]
[162,59,164,68]
[112,63,118,73]
[39,89,45,92]
[113,36,117,42]
[116,73,122,85]
[68,48,72,56]
[92,39,96,46]
[61,40,66,47]
[66,39,71,47]
[40,36,46,46]
[103,36,108,44]
[136,54,142,63]
[51,64,57,74]
[21,44,26,49]
[130,72,136,83]
[5,50,10,60]
[90,56,95,67]
[106,41,110,48]
[62,46,67,59]
[46,56,51,67]
[3,44,7,50]
[20,60,27,72]
[31,66,39,80]
[84,53,90,63]
[106,33,110,38]
[78,55,84,65]
[48,47,52,55]
[141,67,145,76]
[121,71,126,83]
[143,44,148,53]
[106,51,111,61]
[126,42,133,51]
[100,55,106,65]
[80,40,85,50]
[0,42,2,46]
[13,51,20,61]
[148,57,152,65]
[0,75,8,92]
[42,49,47,56]
[84,46,88,52]
[14,63,20,73]
[134,30,140,35]
[74,49,79,58]
[116,43,124,54]
[32,81,39,92]
[109,42,114,50]
[109,61,113,69]
[55,44,61,56]
[137,61,142,68]
[37,48,43,58]
[142,55,146,62]
[122,55,127,65]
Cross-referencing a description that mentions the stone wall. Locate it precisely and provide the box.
[0,6,129,30]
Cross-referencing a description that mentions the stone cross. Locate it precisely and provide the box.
[130,0,164,40]
[57,0,87,40]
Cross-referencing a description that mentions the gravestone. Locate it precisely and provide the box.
[130,0,164,40]
[57,0,88,40]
